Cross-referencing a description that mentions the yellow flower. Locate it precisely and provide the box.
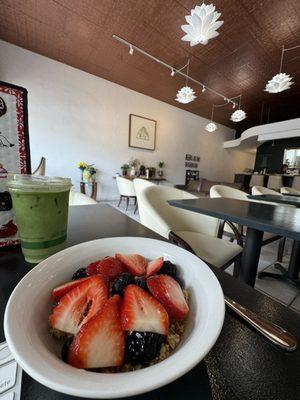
[77,161,88,170]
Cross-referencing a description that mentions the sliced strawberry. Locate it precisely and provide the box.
[68,295,125,369]
[146,257,164,277]
[115,253,147,276]
[49,275,108,335]
[52,278,89,302]
[121,285,169,335]
[147,274,189,320]
[86,257,126,280]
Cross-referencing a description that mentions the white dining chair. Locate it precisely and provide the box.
[139,185,242,273]
[281,187,300,195]
[116,176,136,211]
[133,178,155,214]
[69,189,98,206]
[249,174,264,187]
[210,185,286,264]
[292,176,300,191]
[267,175,282,190]
[251,186,282,196]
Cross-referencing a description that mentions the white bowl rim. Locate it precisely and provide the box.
[4,237,225,398]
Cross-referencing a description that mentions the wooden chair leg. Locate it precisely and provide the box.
[277,237,286,263]
[125,196,129,211]
[117,195,122,207]
[134,203,138,214]
[134,196,137,205]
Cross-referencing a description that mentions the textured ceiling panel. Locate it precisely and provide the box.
[0,0,299,132]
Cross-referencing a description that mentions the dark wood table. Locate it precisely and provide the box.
[1,204,300,400]
[168,197,300,287]
[249,194,300,208]
[80,181,98,200]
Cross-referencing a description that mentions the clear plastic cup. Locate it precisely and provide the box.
[6,174,72,263]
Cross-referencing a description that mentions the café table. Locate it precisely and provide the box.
[248,194,300,208]
[1,204,300,400]
[168,197,300,288]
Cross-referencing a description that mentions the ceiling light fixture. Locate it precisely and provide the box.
[230,95,247,122]
[129,45,134,55]
[181,3,224,46]
[265,44,300,93]
[205,104,217,132]
[171,68,175,77]
[175,59,197,104]
[112,35,237,107]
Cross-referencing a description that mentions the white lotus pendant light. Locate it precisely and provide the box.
[181,3,224,46]
[175,86,197,104]
[205,122,217,132]
[230,109,247,122]
[205,104,217,132]
[175,59,197,104]
[265,73,293,93]
[265,45,297,93]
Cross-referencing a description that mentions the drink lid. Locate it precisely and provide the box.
[6,174,72,192]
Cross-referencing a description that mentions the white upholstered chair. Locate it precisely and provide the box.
[139,185,242,272]
[249,174,264,187]
[116,176,136,211]
[281,187,300,195]
[133,178,155,214]
[69,189,98,206]
[210,185,285,263]
[292,176,300,191]
[267,175,282,190]
[251,186,282,196]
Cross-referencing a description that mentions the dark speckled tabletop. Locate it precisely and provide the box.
[1,204,300,400]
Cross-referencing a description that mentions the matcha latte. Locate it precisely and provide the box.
[6,175,72,263]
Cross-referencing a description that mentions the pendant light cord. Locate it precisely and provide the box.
[185,59,190,87]
[279,43,300,73]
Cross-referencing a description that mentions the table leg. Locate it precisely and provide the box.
[286,240,300,280]
[240,227,263,287]
[257,240,300,289]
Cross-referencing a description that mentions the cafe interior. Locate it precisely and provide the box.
[0,1,300,400]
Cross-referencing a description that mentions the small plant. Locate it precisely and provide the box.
[87,165,97,176]
[158,161,165,169]
[148,167,156,177]
[129,158,140,168]
[121,164,130,170]
[139,164,146,175]
[76,161,88,171]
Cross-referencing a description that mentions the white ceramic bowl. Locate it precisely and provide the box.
[4,237,224,398]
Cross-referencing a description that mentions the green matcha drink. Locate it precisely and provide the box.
[6,175,72,263]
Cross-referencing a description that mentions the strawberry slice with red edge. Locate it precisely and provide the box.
[115,253,147,276]
[68,295,125,369]
[86,257,126,280]
[49,275,108,335]
[146,257,164,277]
[121,284,169,335]
[147,274,189,320]
[52,277,89,302]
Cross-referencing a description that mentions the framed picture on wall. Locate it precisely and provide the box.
[128,114,156,150]
[0,80,31,248]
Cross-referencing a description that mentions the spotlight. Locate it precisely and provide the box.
[223,97,227,101]
[129,45,134,55]
[232,103,236,109]
[171,68,175,77]
[202,86,206,92]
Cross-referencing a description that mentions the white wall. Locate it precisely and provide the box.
[0,40,255,199]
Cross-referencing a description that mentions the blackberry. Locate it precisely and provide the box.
[159,261,177,277]
[125,331,164,366]
[112,273,134,296]
[135,276,147,291]
[61,336,73,363]
[72,268,88,280]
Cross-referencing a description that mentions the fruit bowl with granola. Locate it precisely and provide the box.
[4,237,225,398]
